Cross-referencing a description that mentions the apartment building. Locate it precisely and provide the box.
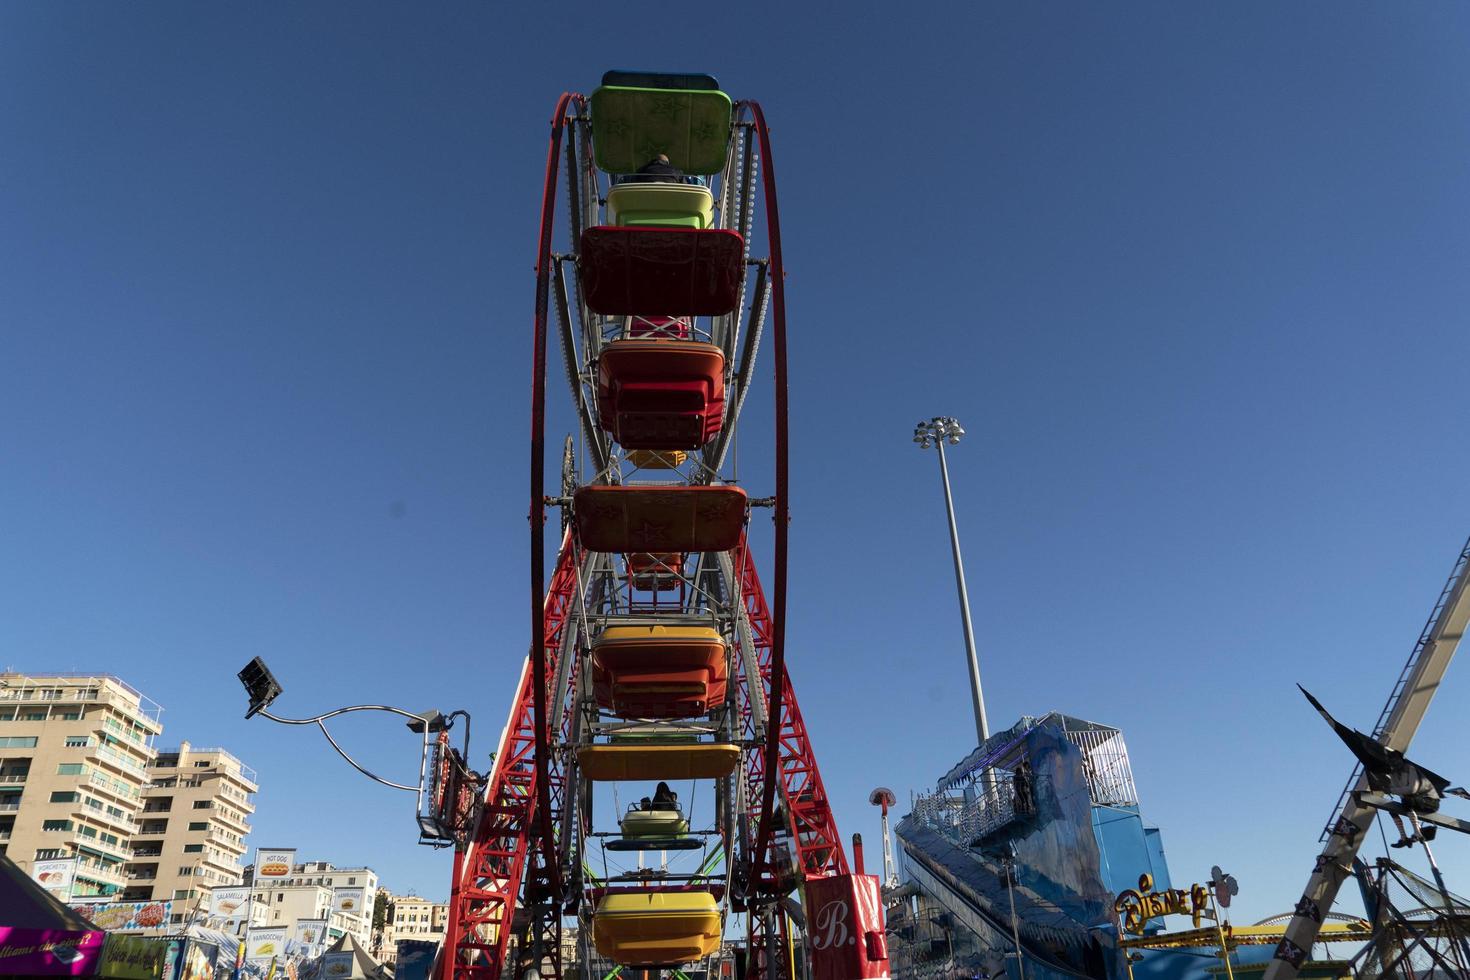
[0,673,162,900]
[381,894,447,963]
[244,882,357,944]
[248,861,380,947]
[122,740,257,922]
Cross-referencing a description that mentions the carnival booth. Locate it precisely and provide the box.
[312,934,389,980]
[0,855,104,977]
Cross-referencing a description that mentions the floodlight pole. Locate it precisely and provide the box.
[915,417,991,748]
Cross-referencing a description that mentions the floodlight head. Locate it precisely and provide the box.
[237,658,283,720]
[417,814,452,843]
[406,709,448,734]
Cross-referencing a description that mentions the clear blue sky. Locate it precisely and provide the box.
[4,2,1470,922]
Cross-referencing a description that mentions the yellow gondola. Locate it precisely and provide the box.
[606,183,715,229]
[593,891,722,966]
[577,743,740,781]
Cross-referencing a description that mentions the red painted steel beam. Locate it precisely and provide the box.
[733,539,848,884]
[442,536,582,980]
[736,99,793,900]
[528,92,583,901]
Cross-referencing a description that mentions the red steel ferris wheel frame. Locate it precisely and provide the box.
[442,90,858,980]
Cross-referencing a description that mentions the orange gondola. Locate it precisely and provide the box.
[626,552,684,590]
[593,624,727,718]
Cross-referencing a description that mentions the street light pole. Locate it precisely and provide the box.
[914,417,991,748]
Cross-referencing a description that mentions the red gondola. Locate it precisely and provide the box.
[580,227,744,317]
[572,485,746,553]
[598,340,726,450]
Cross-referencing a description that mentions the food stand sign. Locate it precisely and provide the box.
[70,902,172,932]
[331,888,366,915]
[32,859,78,903]
[209,889,249,921]
[0,926,104,977]
[253,850,295,880]
[244,929,286,963]
[321,952,354,980]
[98,935,178,980]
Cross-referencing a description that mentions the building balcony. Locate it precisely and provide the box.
[0,801,21,812]
[212,808,250,833]
[75,860,127,886]
[85,770,141,803]
[130,848,162,858]
[89,744,150,779]
[0,771,29,785]
[0,679,163,733]
[75,835,132,861]
[76,805,138,834]
[200,851,244,874]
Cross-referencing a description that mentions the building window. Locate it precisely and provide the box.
[192,801,210,810]
[64,736,91,748]
[348,877,356,885]
[35,849,63,860]
[78,825,97,838]
[187,822,208,831]
[56,764,84,776]
[21,712,46,721]
[41,820,72,832]
[173,889,192,900]
[0,736,37,748]
[183,844,203,853]
[49,792,78,803]
[57,713,80,721]
[194,761,210,768]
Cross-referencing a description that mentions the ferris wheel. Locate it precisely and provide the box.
[436,71,889,980]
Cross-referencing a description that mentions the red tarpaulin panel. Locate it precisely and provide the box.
[573,485,746,553]
[580,227,744,316]
[805,874,890,980]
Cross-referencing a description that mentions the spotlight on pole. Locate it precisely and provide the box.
[237,658,283,719]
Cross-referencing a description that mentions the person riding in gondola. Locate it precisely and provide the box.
[652,781,678,810]
[620,152,683,184]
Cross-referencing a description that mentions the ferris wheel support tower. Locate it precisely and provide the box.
[1263,532,1470,980]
